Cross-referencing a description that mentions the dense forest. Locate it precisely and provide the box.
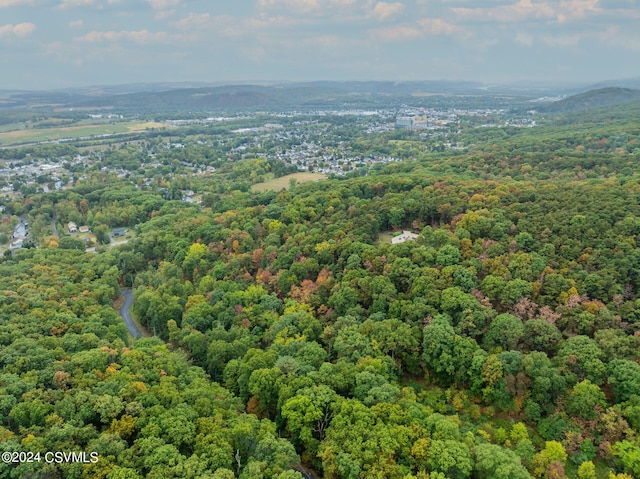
[1,96,640,478]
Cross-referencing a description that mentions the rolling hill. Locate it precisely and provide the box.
[541,87,640,113]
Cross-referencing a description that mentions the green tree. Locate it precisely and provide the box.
[612,441,640,478]
[531,441,567,478]
[422,315,456,382]
[501,279,533,306]
[436,244,461,267]
[557,335,606,385]
[522,319,562,355]
[94,224,111,244]
[473,443,533,479]
[565,380,606,420]
[281,385,337,453]
[576,461,596,479]
[427,439,472,479]
[484,314,524,351]
[608,359,640,402]
[248,367,281,416]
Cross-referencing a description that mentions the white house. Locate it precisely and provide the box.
[391,231,419,244]
[68,222,78,233]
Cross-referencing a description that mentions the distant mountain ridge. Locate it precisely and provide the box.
[0,81,490,112]
[541,87,640,113]
[4,80,640,113]
[585,77,640,91]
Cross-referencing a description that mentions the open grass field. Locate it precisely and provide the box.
[251,172,328,192]
[377,231,396,244]
[388,139,423,146]
[0,122,25,133]
[0,121,166,146]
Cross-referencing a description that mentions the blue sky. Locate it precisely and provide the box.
[1,0,639,89]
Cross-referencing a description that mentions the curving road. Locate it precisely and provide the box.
[119,289,142,339]
[292,465,315,479]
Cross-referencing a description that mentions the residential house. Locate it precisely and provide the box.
[391,231,419,244]
[68,222,78,233]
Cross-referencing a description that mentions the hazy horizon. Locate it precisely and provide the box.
[2,76,636,94]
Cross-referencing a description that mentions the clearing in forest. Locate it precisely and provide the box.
[251,172,328,192]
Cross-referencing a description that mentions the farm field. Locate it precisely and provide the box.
[0,121,166,146]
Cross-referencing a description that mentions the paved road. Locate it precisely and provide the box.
[85,238,129,254]
[292,465,315,479]
[119,289,142,339]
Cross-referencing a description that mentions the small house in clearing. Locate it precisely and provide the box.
[79,225,90,233]
[68,222,78,233]
[112,227,126,237]
[391,231,419,244]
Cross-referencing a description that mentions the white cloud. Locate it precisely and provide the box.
[146,0,179,9]
[174,12,216,30]
[453,0,601,24]
[13,21,36,36]
[145,0,180,19]
[417,17,457,35]
[173,12,306,37]
[75,29,170,44]
[257,0,360,15]
[371,16,457,42]
[0,22,36,37]
[257,0,319,13]
[58,0,94,9]
[153,10,176,20]
[368,2,405,21]
[0,0,37,6]
[370,24,422,41]
[69,19,84,28]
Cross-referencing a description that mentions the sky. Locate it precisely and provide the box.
[1,0,639,90]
